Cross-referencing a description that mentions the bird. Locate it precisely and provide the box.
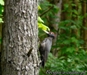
[39,31,55,67]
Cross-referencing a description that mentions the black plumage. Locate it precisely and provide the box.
[39,32,55,67]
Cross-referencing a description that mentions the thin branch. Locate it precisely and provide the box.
[40,6,54,17]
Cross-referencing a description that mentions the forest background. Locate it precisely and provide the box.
[0,0,87,75]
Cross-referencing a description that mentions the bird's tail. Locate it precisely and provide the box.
[41,55,45,67]
[42,60,45,67]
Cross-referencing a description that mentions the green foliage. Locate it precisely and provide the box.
[39,51,87,75]
[38,17,50,32]
[39,0,87,75]
[0,0,87,74]
[0,0,4,45]
[38,4,52,40]
[0,0,4,23]
[0,0,4,5]
[39,0,59,27]
[38,5,42,10]
[38,5,50,33]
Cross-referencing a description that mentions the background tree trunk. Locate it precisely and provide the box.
[0,23,2,51]
[0,23,2,75]
[52,0,62,57]
[81,1,87,50]
[71,0,80,51]
[46,0,62,56]
[1,0,39,75]
[60,0,72,35]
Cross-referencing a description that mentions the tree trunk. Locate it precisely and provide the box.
[61,0,72,34]
[53,0,62,56]
[71,0,80,51]
[81,1,87,50]
[47,0,62,56]
[0,23,2,52]
[0,23,2,75]
[1,0,39,75]
[61,0,72,20]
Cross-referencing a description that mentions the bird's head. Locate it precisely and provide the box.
[44,31,56,39]
[47,32,56,39]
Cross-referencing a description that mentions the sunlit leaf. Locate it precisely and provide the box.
[38,5,42,10]
[0,18,3,23]
[38,17,44,23]
[67,58,72,62]
[38,22,50,32]
[38,16,50,32]
[0,0,4,5]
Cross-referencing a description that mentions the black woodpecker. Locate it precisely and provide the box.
[39,32,55,67]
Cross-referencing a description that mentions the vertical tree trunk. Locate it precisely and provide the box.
[1,0,39,75]
[53,0,62,56]
[61,0,72,34]
[48,0,62,30]
[0,23,2,75]
[61,0,72,20]
[47,0,62,56]
[0,23,2,51]
[71,0,80,51]
[81,1,87,50]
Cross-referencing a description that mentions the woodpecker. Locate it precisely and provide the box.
[39,31,55,67]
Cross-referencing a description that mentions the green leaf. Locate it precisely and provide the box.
[67,58,72,62]
[0,0,4,5]
[64,4,69,8]
[0,18,3,23]
[0,4,4,15]
[38,17,44,23]
[62,40,70,45]
[73,10,78,15]
[38,16,50,32]
[70,25,77,29]
[66,47,75,53]
[38,5,42,10]
[71,37,78,44]
[38,22,50,32]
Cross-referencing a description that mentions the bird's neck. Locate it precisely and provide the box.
[48,37,53,41]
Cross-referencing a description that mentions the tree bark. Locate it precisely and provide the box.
[1,0,39,75]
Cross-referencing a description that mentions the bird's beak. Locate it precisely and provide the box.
[43,30,49,34]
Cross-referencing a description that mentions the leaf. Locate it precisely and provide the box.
[73,10,78,15]
[71,37,78,44]
[66,47,75,53]
[0,18,3,23]
[38,16,50,32]
[67,58,72,63]
[0,4,4,15]
[0,0,4,5]
[64,4,69,8]
[38,17,44,23]
[62,40,70,45]
[70,25,77,29]
[38,22,50,32]
[38,5,42,10]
